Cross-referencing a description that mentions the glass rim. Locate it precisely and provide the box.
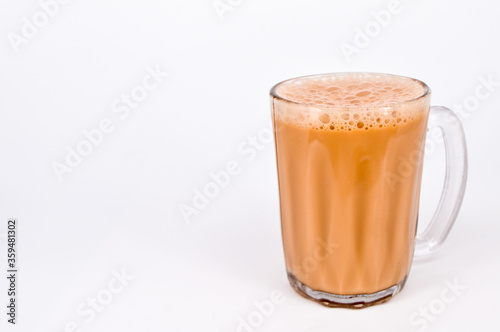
[270,72,431,110]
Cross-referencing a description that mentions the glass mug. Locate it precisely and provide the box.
[270,73,467,309]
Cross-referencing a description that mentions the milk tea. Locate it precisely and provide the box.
[272,73,430,296]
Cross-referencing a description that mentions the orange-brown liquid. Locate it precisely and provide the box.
[272,74,430,295]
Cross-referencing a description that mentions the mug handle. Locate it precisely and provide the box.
[414,106,468,257]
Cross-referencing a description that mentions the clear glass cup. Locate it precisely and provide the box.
[270,73,467,309]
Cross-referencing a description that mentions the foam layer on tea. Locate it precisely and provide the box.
[273,73,428,131]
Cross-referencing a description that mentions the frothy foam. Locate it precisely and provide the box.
[272,73,429,131]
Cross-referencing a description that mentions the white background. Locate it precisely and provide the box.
[0,0,499,331]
